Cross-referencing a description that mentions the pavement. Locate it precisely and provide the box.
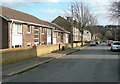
[3,46,87,77]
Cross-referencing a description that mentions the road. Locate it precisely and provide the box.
[3,43,120,82]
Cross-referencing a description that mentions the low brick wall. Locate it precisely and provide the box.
[1,43,82,65]
[36,44,59,57]
[1,46,37,65]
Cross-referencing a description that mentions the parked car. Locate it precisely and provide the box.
[111,41,120,51]
[95,41,101,44]
[89,41,96,46]
[107,40,113,46]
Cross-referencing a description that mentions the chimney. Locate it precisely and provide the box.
[66,17,71,22]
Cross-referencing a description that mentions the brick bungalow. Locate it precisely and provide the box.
[46,22,69,44]
[0,6,69,49]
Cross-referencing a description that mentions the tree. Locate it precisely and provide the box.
[105,30,113,40]
[109,1,120,40]
[86,13,98,40]
[109,1,120,20]
[71,2,96,46]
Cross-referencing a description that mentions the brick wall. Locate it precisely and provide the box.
[22,24,34,47]
[39,27,47,45]
[1,17,9,49]
[63,33,66,43]
[2,43,83,65]
[56,32,61,44]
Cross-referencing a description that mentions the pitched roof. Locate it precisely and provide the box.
[0,6,69,33]
[51,23,69,33]
[52,16,71,32]
[0,6,53,28]
[42,21,69,33]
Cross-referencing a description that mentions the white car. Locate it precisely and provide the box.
[111,41,120,51]
[89,41,96,46]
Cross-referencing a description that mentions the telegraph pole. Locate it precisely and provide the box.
[71,5,74,48]
[80,3,84,46]
[116,2,120,41]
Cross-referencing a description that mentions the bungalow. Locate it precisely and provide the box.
[47,23,70,44]
[0,6,69,49]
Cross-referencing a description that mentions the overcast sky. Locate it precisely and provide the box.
[1,0,118,26]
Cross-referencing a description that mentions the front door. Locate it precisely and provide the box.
[47,29,52,45]
[53,32,57,44]
[12,23,22,48]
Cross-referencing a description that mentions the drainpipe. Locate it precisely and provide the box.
[51,29,53,44]
[9,20,13,48]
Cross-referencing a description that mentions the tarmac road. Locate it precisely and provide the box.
[3,43,120,82]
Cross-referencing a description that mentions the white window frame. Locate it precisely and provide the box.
[27,43,32,46]
[42,28,44,34]
[12,45,22,48]
[66,34,69,38]
[34,27,39,44]
[47,29,51,37]
[12,23,22,35]
[53,32,57,38]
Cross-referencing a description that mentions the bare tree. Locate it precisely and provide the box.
[86,13,98,40]
[109,1,120,40]
[109,1,120,20]
[72,2,96,46]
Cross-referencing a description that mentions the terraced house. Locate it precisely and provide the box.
[0,6,69,49]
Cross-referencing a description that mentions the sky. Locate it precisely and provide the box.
[1,0,118,26]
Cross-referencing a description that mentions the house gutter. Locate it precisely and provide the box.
[54,30,63,32]
[54,30,70,34]
[0,15,55,29]
[10,19,55,29]
[0,15,70,34]
[65,31,70,34]
[0,15,11,21]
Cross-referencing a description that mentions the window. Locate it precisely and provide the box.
[34,35,39,38]
[53,32,57,38]
[34,27,39,30]
[41,42,45,45]
[17,25,22,34]
[27,43,32,46]
[34,31,39,34]
[42,28,44,34]
[47,29,51,36]
[58,32,60,36]
[34,27,39,44]
[66,34,68,38]
[27,25,31,33]
[12,23,22,35]
[34,39,39,42]
[12,45,22,48]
